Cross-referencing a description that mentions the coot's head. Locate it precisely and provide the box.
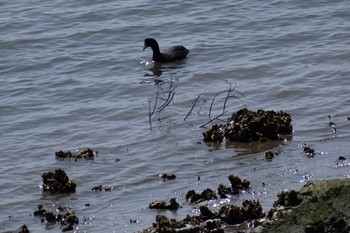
[143,38,159,51]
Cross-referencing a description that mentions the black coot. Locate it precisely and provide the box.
[143,38,189,63]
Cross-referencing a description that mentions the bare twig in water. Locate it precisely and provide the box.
[199,112,227,128]
[184,79,246,127]
[148,74,178,125]
[184,94,201,121]
[207,79,246,122]
[198,99,207,114]
[148,84,160,124]
[158,78,178,112]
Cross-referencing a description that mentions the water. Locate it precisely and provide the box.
[1,0,350,232]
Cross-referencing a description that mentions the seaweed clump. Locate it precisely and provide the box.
[55,149,96,160]
[203,108,292,142]
[41,169,76,194]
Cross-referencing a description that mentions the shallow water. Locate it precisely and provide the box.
[1,0,350,232]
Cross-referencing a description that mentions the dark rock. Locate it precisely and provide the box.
[142,213,224,233]
[55,148,96,160]
[219,200,265,224]
[91,185,112,192]
[203,108,293,143]
[33,205,79,232]
[273,190,302,208]
[217,183,232,198]
[41,169,76,194]
[264,151,275,161]
[18,224,30,233]
[203,124,224,143]
[228,175,251,195]
[303,146,316,157]
[186,188,217,204]
[159,173,176,182]
[200,206,218,220]
[149,198,180,210]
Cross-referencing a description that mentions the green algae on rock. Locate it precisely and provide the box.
[203,108,293,142]
[254,179,350,233]
[41,169,76,194]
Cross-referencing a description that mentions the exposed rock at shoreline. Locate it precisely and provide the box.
[41,169,76,194]
[141,179,350,233]
[254,179,350,233]
[203,108,292,142]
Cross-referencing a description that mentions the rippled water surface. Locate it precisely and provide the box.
[1,0,350,232]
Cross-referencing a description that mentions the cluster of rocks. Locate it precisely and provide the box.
[144,179,350,233]
[41,169,76,194]
[55,148,96,160]
[203,108,293,143]
[143,175,259,232]
[142,213,223,233]
[33,205,79,232]
[143,199,265,232]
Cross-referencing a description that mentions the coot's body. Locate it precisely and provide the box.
[143,38,189,63]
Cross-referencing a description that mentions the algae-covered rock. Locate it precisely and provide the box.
[255,179,350,233]
[203,108,293,142]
